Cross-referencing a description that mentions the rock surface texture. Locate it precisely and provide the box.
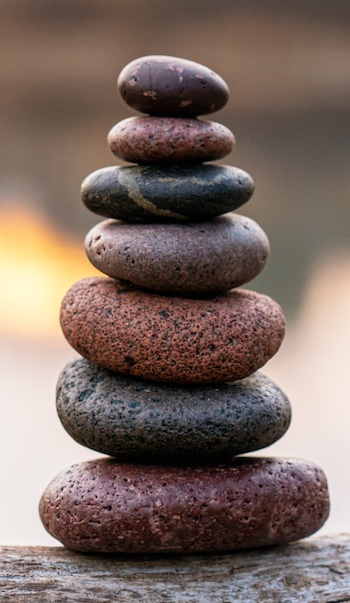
[40,54,330,554]
[39,457,329,554]
[56,359,291,460]
[108,116,235,163]
[84,213,270,294]
[60,277,286,383]
[81,164,255,222]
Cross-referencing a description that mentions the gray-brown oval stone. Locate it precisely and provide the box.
[60,277,285,384]
[108,117,235,163]
[84,214,270,294]
[39,457,330,553]
[57,359,291,461]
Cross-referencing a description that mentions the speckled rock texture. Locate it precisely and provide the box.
[60,277,285,384]
[39,457,330,553]
[56,359,291,460]
[81,164,254,223]
[84,214,270,294]
[108,116,235,163]
[117,55,229,117]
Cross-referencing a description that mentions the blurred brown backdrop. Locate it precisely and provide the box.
[0,0,349,545]
[1,0,349,313]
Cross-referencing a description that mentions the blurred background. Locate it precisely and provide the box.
[0,0,349,545]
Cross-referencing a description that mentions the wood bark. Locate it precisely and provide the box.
[0,534,349,602]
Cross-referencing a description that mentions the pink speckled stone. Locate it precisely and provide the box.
[39,457,330,553]
[60,277,285,384]
[108,117,235,163]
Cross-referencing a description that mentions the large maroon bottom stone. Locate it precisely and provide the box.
[39,457,329,554]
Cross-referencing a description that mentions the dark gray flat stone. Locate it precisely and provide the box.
[81,164,254,222]
[57,358,291,460]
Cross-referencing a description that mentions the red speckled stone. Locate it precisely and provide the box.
[108,117,235,163]
[60,277,285,384]
[39,457,330,553]
[118,55,229,117]
[84,214,270,294]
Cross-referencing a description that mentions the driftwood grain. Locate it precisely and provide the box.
[0,534,349,602]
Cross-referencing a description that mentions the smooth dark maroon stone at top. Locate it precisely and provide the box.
[117,55,229,116]
[39,457,329,553]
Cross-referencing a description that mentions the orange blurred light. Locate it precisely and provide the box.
[0,203,98,338]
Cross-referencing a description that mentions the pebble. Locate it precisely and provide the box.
[81,164,254,222]
[39,457,329,553]
[107,116,235,163]
[84,214,270,294]
[117,55,229,117]
[57,359,291,460]
[60,277,285,384]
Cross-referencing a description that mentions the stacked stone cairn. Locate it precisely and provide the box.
[39,56,329,553]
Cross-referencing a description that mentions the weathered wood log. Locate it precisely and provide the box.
[0,534,349,602]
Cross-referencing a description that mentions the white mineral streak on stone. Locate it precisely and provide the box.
[154,169,222,189]
[117,169,186,220]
